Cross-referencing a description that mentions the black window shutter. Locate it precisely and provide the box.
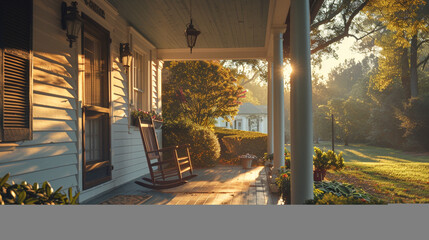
[0,0,33,142]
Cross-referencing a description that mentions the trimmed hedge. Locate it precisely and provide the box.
[214,127,267,164]
[163,120,220,167]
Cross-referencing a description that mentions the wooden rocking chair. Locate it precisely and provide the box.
[135,118,197,189]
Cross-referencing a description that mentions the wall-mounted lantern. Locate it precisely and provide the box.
[61,1,83,48]
[120,43,133,73]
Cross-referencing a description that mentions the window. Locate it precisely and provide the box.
[132,50,147,110]
[249,118,259,132]
[0,0,33,142]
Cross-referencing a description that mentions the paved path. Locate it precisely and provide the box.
[84,165,279,205]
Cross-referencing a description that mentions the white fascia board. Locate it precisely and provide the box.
[157,47,267,61]
[128,26,156,50]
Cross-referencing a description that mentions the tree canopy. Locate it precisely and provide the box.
[162,61,245,127]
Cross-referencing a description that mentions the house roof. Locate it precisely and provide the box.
[237,102,267,115]
[106,0,324,60]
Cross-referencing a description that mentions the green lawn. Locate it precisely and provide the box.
[291,142,429,203]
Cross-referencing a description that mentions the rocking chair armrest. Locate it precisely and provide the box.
[146,146,178,154]
[146,144,191,155]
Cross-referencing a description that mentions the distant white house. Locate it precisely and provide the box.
[216,102,267,134]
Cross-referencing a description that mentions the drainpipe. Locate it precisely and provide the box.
[290,0,314,204]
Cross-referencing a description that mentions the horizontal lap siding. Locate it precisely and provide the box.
[110,16,149,192]
[0,1,78,191]
[1,0,155,202]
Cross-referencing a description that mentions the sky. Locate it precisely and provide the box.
[281,37,367,85]
[316,37,366,80]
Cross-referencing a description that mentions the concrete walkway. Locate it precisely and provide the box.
[84,165,280,205]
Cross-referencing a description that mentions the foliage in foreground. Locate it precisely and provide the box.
[214,127,267,165]
[163,120,220,167]
[0,173,79,205]
[309,181,384,204]
[275,171,384,205]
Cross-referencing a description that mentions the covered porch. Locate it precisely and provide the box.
[84,166,279,205]
[105,0,322,204]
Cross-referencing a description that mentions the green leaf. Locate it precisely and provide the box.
[24,198,38,205]
[51,187,63,198]
[17,191,26,204]
[0,173,10,186]
[71,192,80,205]
[68,188,72,200]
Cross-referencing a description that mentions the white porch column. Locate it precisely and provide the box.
[272,26,286,170]
[290,0,314,204]
[267,60,274,155]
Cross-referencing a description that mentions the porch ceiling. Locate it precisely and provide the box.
[107,0,269,49]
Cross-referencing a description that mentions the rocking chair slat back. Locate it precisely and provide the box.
[135,117,197,189]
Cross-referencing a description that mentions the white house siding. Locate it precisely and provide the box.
[0,0,80,193]
[0,0,162,203]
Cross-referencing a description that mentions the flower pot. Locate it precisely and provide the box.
[313,169,326,181]
[241,158,253,169]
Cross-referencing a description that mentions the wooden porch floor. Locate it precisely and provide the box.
[84,166,280,205]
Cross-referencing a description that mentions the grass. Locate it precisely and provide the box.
[309,141,429,203]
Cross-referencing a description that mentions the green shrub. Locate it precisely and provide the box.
[214,127,267,164]
[163,120,220,167]
[0,173,79,205]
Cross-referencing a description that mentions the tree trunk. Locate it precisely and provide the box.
[344,135,349,146]
[410,35,419,97]
[400,47,411,99]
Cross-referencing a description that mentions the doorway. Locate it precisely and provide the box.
[82,15,111,190]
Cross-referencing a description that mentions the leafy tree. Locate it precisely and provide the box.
[162,61,245,127]
[221,60,267,86]
[326,97,370,146]
[365,0,429,98]
[397,94,429,151]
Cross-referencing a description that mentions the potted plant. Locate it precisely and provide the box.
[238,153,257,169]
[131,109,163,128]
[313,147,345,181]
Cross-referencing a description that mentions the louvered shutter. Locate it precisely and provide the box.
[0,0,33,142]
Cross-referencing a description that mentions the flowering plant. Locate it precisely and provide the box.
[131,109,163,125]
[275,168,291,204]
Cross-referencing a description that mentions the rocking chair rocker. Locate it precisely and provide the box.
[135,118,197,189]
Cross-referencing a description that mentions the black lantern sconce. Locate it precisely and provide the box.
[120,43,133,73]
[184,0,200,53]
[61,1,83,48]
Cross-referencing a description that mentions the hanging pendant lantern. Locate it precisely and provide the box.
[184,0,200,53]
